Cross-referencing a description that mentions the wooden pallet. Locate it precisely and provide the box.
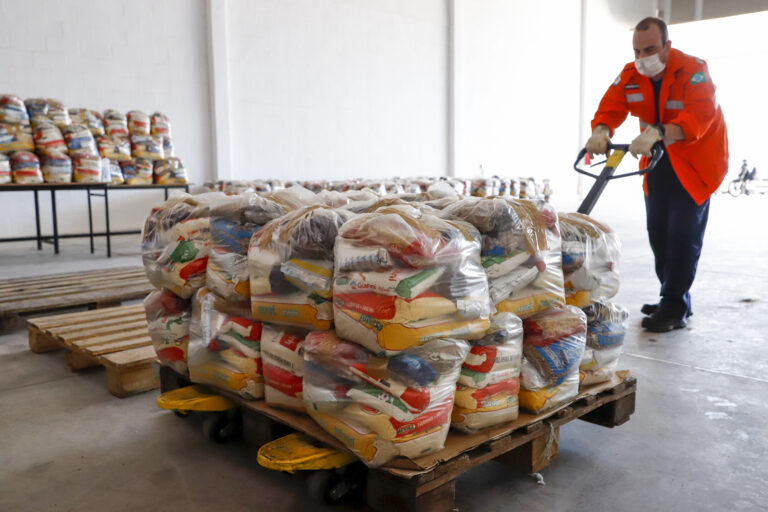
[158,367,637,511]
[27,304,159,398]
[0,267,153,331]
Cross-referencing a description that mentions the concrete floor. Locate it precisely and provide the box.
[1,192,767,512]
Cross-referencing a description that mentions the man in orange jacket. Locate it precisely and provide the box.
[587,17,728,332]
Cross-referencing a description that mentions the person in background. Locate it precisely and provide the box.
[586,17,728,332]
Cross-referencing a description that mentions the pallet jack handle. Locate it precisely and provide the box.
[573,142,664,214]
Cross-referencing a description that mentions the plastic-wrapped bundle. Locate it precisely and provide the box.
[108,160,123,184]
[32,121,67,155]
[68,108,105,136]
[206,194,285,303]
[443,197,565,319]
[471,178,497,198]
[10,151,43,183]
[120,158,154,185]
[519,306,586,413]
[62,124,98,156]
[261,324,307,410]
[131,135,163,160]
[145,290,191,374]
[40,153,72,183]
[304,331,469,467]
[266,185,320,211]
[47,99,71,127]
[97,135,131,161]
[71,151,102,183]
[142,194,213,298]
[153,157,188,185]
[559,213,621,303]
[188,292,265,399]
[451,313,523,432]
[127,110,150,136]
[580,300,628,386]
[161,136,174,158]
[0,95,30,125]
[0,123,34,153]
[0,154,11,184]
[103,109,128,137]
[151,112,171,136]
[249,205,352,330]
[334,205,490,355]
[24,98,48,120]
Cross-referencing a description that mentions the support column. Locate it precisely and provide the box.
[207,0,234,181]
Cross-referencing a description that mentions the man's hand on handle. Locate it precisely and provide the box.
[586,124,611,158]
[629,125,663,157]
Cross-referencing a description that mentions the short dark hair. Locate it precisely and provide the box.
[635,17,668,46]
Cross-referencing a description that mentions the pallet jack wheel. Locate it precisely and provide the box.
[173,410,189,418]
[202,410,241,443]
[306,470,337,504]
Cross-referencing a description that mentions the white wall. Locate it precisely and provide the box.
[0,0,213,238]
[223,0,448,181]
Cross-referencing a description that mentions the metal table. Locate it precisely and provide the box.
[0,183,190,257]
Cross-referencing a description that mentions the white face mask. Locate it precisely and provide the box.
[635,53,666,77]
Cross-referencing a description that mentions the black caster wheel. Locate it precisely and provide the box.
[306,470,337,504]
[202,410,241,443]
[173,410,189,418]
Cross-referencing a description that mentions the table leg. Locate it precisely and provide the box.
[87,190,94,254]
[34,190,42,250]
[164,187,168,200]
[50,190,59,254]
[104,187,111,258]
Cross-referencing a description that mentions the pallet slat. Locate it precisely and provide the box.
[100,346,157,368]
[2,284,152,316]
[0,276,151,304]
[43,313,147,336]
[0,267,142,289]
[28,304,145,328]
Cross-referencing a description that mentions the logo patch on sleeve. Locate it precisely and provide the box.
[690,72,706,84]
[612,75,621,87]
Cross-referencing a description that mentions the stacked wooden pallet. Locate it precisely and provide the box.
[27,304,158,397]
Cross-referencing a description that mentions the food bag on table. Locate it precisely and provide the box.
[40,153,72,183]
[333,204,490,355]
[151,112,172,136]
[580,300,628,386]
[206,194,285,303]
[261,324,307,411]
[145,290,191,374]
[32,121,67,155]
[559,212,621,303]
[71,151,103,183]
[103,109,129,137]
[249,205,352,330]
[0,154,11,184]
[47,99,71,127]
[188,292,265,399]
[161,136,174,158]
[153,157,188,185]
[97,135,131,161]
[62,124,98,156]
[107,160,123,184]
[142,194,213,299]
[127,110,150,136]
[10,151,42,183]
[451,312,523,432]
[131,135,164,160]
[24,98,48,120]
[443,197,565,318]
[0,95,30,125]
[303,330,469,467]
[0,123,34,153]
[519,306,586,413]
[69,108,105,137]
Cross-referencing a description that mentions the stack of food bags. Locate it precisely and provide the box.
[261,324,307,410]
[144,289,191,374]
[442,197,565,319]
[580,300,628,386]
[519,306,587,413]
[0,95,36,182]
[303,330,469,467]
[333,204,491,355]
[451,312,523,432]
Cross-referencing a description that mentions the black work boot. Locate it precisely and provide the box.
[641,303,693,318]
[641,311,687,332]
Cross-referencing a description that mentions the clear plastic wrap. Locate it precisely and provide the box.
[451,312,523,432]
[127,110,150,136]
[442,197,565,318]
[153,157,188,184]
[161,135,174,158]
[47,99,71,127]
[0,95,30,125]
[10,151,43,183]
[188,291,265,399]
[32,121,67,155]
[0,154,11,184]
[142,194,213,298]
[559,213,622,306]
[579,300,628,386]
[103,109,129,137]
[24,98,48,120]
[62,124,98,156]
[249,205,352,330]
[40,153,72,183]
[70,151,103,183]
[108,159,124,184]
[519,306,586,413]
[304,331,469,467]
[131,135,164,160]
[334,205,490,355]
[68,108,105,137]
[145,290,192,374]
[261,324,307,411]
[122,158,154,184]
[266,185,320,211]
[151,112,171,136]
[0,123,34,153]
[97,135,131,161]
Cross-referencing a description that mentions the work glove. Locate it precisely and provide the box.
[629,125,663,158]
[586,125,611,158]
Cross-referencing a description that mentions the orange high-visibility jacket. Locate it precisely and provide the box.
[591,47,728,205]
